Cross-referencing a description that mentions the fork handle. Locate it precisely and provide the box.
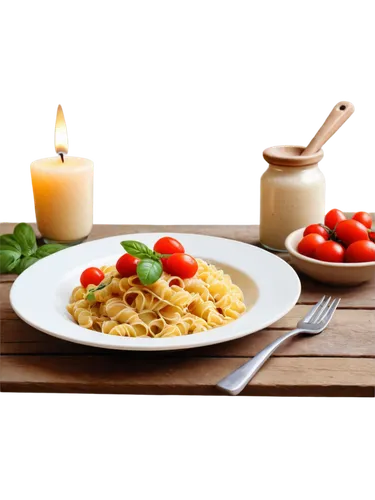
[216,329,303,396]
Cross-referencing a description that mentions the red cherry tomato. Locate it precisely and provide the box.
[297,234,326,258]
[352,211,373,229]
[303,224,329,240]
[370,232,375,243]
[160,257,170,273]
[154,237,185,255]
[335,219,369,246]
[80,267,105,288]
[314,241,345,263]
[324,209,346,230]
[166,253,198,279]
[116,253,140,277]
[345,240,375,263]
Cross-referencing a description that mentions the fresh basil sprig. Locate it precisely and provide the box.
[121,240,170,261]
[119,240,171,285]
[0,223,67,275]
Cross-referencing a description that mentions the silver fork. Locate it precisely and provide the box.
[216,296,341,396]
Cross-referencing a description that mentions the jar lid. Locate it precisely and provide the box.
[263,145,324,167]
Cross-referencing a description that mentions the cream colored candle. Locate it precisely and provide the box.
[30,105,94,244]
[31,156,93,243]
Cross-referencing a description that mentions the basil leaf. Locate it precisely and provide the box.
[86,279,112,302]
[92,282,108,292]
[0,249,21,273]
[13,223,37,257]
[0,234,22,253]
[136,258,163,285]
[35,244,66,259]
[120,240,169,260]
[120,240,155,259]
[14,256,39,274]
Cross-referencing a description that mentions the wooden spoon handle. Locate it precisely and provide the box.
[301,101,355,156]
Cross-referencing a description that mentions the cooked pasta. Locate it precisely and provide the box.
[67,259,246,338]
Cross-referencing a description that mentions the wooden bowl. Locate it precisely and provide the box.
[285,228,375,286]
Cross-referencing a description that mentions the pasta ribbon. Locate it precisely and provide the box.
[148,279,194,308]
[70,286,86,302]
[124,288,166,312]
[108,323,148,337]
[67,299,95,329]
[189,297,227,327]
[105,297,142,323]
[100,265,118,275]
[183,278,212,301]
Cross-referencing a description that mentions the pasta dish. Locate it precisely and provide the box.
[67,254,246,338]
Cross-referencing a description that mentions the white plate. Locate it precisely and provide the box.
[10,233,301,351]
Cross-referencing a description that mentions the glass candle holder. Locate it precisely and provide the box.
[30,156,94,245]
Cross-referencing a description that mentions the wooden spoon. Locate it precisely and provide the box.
[301,101,355,156]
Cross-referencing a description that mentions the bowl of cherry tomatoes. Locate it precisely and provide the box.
[285,209,375,285]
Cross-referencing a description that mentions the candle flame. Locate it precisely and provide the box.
[55,105,68,156]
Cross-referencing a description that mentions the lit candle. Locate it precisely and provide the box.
[30,106,94,245]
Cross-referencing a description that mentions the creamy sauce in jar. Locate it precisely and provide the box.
[260,145,325,252]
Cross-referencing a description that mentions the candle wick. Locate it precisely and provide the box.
[59,153,65,163]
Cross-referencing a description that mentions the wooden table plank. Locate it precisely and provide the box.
[1,355,374,397]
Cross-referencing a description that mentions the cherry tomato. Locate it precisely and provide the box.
[324,209,346,230]
[116,253,140,277]
[160,257,170,273]
[297,234,326,258]
[314,241,345,263]
[345,240,375,263]
[154,237,185,255]
[303,224,329,240]
[370,232,375,243]
[352,211,373,229]
[80,267,105,288]
[166,253,198,279]
[335,219,369,246]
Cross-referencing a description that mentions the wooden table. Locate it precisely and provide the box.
[1,223,374,396]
